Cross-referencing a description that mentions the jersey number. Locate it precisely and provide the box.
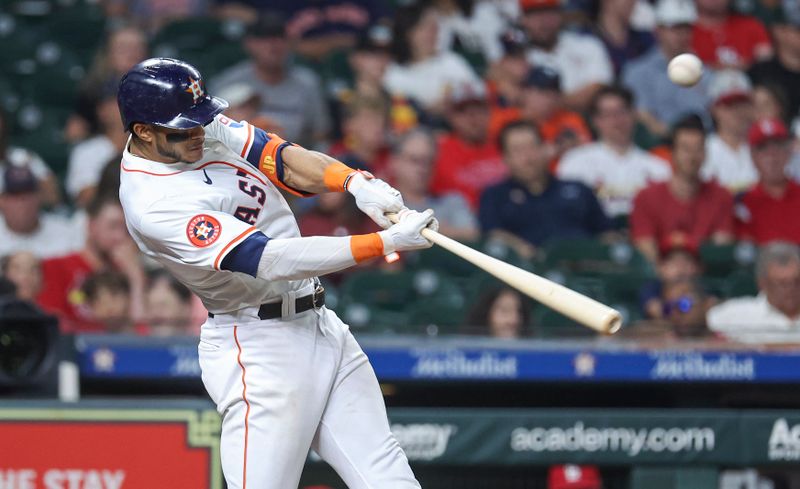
[234,172,265,224]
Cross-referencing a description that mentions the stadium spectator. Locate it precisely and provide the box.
[66,83,127,207]
[464,286,531,338]
[37,195,146,333]
[594,0,655,76]
[429,81,507,209]
[433,0,511,64]
[333,27,403,133]
[640,246,702,319]
[214,83,282,133]
[752,82,791,123]
[557,85,671,218]
[631,117,735,262]
[146,270,195,336]
[388,128,478,241]
[0,166,82,259]
[622,0,710,138]
[298,192,376,238]
[0,109,60,207]
[707,242,800,343]
[81,271,145,334]
[66,25,148,143]
[271,0,389,62]
[692,0,772,69]
[701,70,758,193]
[485,27,530,111]
[383,3,481,114]
[737,118,800,245]
[749,1,800,122]
[519,0,614,111]
[328,97,390,176]
[0,252,42,303]
[210,13,331,147]
[659,278,714,338]
[101,0,210,32]
[548,464,602,489]
[480,120,611,258]
[490,66,591,164]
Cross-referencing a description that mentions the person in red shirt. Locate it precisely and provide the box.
[737,118,800,244]
[430,80,507,209]
[692,0,773,69]
[631,116,735,262]
[37,195,147,333]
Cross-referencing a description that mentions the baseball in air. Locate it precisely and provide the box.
[668,53,703,87]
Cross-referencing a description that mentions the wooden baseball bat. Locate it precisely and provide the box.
[387,213,622,335]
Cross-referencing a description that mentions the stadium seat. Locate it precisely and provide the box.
[699,242,757,278]
[722,268,758,298]
[40,11,105,54]
[630,466,718,489]
[540,239,654,277]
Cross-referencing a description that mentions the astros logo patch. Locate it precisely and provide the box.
[185,77,205,104]
[187,214,221,247]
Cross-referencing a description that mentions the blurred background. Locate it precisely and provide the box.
[2,0,800,487]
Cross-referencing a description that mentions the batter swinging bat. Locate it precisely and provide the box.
[387,213,622,335]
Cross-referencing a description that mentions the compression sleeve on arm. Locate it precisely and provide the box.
[256,233,390,281]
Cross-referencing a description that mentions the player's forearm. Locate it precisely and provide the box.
[280,146,352,194]
[256,234,392,281]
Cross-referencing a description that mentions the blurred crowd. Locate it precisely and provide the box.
[2,0,800,344]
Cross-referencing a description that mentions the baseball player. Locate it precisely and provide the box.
[116,58,431,488]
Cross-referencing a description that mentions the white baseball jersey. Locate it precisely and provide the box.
[119,114,313,314]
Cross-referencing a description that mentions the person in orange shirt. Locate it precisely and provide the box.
[489,66,592,171]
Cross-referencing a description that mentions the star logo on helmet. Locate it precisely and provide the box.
[185,77,205,104]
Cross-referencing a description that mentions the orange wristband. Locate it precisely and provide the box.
[350,233,384,263]
[323,162,358,192]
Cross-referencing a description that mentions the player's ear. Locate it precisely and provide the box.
[132,123,154,143]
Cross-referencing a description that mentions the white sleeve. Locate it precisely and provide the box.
[560,35,614,93]
[66,141,108,198]
[136,204,259,271]
[204,113,258,158]
[23,150,53,179]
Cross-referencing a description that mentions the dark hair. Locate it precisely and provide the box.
[670,114,706,148]
[497,119,541,154]
[95,154,123,201]
[754,82,791,122]
[390,3,433,64]
[81,271,130,302]
[148,269,192,303]
[463,285,531,335]
[86,192,121,218]
[589,85,634,119]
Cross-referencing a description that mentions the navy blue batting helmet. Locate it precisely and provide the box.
[117,58,228,131]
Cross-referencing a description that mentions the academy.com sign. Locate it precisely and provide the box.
[768,418,800,460]
[510,422,715,457]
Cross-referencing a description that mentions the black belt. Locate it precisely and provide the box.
[208,286,325,320]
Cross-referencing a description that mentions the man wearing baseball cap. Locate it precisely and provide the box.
[0,165,82,259]
[701,70,758,192]
[622,0,710,138]
[519,0,613,110]
[749,0,800,120]
[737,118,800,244]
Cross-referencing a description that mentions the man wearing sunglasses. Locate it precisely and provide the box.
[117,58,430,489]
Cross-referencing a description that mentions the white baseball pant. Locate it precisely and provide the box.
[198,305,421,489]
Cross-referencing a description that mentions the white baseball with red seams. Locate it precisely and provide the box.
[667,53,703,87]
[119,114,420,489]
